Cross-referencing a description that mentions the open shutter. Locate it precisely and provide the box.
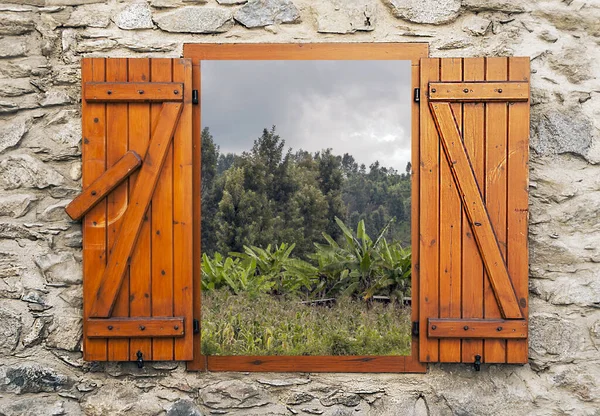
[419,57,530,364]
[68,58,194,362]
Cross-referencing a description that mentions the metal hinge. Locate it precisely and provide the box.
[412,321,419,337]
[193,319,200,334]
[414,88,420,103]
[192,90,199,105]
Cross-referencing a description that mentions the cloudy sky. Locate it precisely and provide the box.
[201,60,412,170]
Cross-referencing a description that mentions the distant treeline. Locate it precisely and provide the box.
[201,126,411,258]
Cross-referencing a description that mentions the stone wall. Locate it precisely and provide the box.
[0,0,599,414]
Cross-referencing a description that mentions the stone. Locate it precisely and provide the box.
[34,251,82,286]
[70,162,81,181]
[62,230,82,248]
[38,199,71,222]
[0,397,76,416]
[462,15,491,36]
[22,317,49,347]
[0,154,65,190]
[462,0,526,13]
[0,13,35,35]
[46,315,82,351]
[118,37,177,53]
[0,79,36,98]
[113,2,153,30]
[200,379,271,409]
[531,106,598,164]
[0,362,74,394]
[40,89,72,107]
[382,0,461,25]
[22,289,50,310]
[538,29,558,43]
[153,7,233,33]
[234,0,300,28]
[75,38,118,53]
[166,399,204,416]
[529,313,579,370]
[548,46,594,84]
[0,194,37,218]
[286,392,315,405]
[0,306,22,355]
[0,56,49,79]
[0,37,27,58]
[62,4,111,28]
[217,0,247,3]
[0,222,46,241]
[320,392,361,407]
[313,0,376,34]
[0,116,31,153]
[257,378,310,387]
[81,383,165,415]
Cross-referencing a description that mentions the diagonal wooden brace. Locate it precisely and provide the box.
[90,102,183,318]
[65,151,143,221]
[429,102,523,320]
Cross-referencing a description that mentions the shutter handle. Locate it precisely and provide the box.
[474,354,481,371]
[136,350,144,368]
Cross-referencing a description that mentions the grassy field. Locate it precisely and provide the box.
[201,289,411,356]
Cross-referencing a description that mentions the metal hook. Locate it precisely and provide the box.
[136,350,144,369]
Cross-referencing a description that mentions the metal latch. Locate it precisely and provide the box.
[414,88,420,103]
[193,319,200,334]
[412,321,419,337]
[192,90,199,105]
[136,350,144,369]
[474,354,481,371]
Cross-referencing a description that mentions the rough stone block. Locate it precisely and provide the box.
[234,0,300,28]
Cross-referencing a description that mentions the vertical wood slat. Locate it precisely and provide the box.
[151,59,175,360]
[128,58,153,361]
[438,58,462,363]
[173,59,194,360]
[106,58,130,361]
[484,57,508,363]
[419,58,440,362]
[461,58,485,363]
[82,58,107,361]
[506,57,530,363]
[187,61,206,370]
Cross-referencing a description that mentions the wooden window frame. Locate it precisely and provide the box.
[183,43,429,372]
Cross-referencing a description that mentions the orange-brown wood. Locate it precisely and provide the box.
[419,58,440,363]
[186,60,205,371]
[85,82,183,102]
[150,59,175,361]
[460,58,485,363]
[184,43,429,65]
[428,319,527,339]
[106,58,130,361]
[506,57,530,363]
[87,317,185,338]
[127,58,153,361]
[428,82,528,102]
[484,57,509,363]
[184,43,428,372]
[430,102,522,320]
[65,151,142,221]
[82,58,108,361]
[207,356,426,373]
[172,59,194,361]
[438,58,462,363]
[90,102,183,318]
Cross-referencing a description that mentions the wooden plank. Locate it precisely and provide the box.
[65,151,142,221]
[82,57,107,361]
[438,58,462,363]
[127,58,153,361]
[186,61,205,371]
[184,43,429,65]
[85,82,183,102]
[507,57,530,363]
[428,319,527,339]
[461,58,485,363]
[429,82,528,102]
[173,58,194,361]
[150,59,175,361]
[484,57,509,363]
[87,317,185,338]
[106,58,130,362]
[207,356,417,373]
[419,58,440,363]
[90,102,183,318]
[430,102,522,320]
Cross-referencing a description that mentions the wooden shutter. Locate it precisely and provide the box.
[419,57,530,364]
[68,58,194,362]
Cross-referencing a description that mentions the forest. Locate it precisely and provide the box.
[201,126,413,356]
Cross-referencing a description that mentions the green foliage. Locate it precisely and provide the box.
[201,290,411,356]
[311,217,411,300]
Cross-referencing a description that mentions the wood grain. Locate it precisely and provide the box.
[90,102,183,318]
[82,58,108,361]
[429,82,528,102]
[87,317,185,338]
[428,319,527,339]
[85,82,183,102]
